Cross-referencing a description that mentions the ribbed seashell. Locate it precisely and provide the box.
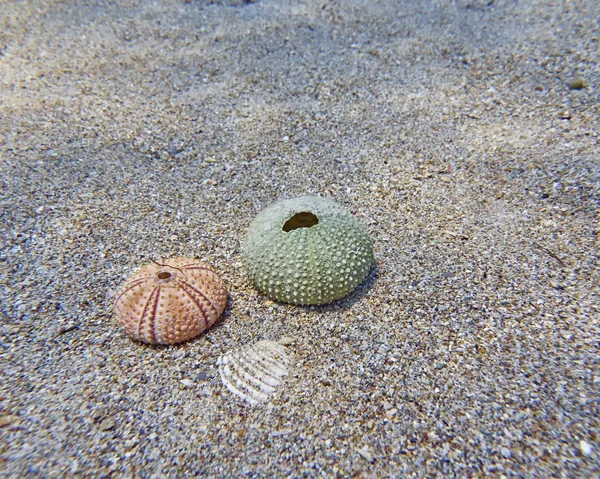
[217,340,291,406]
[114,258,227,345]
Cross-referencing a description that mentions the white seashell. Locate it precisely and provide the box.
[217,340,291,406]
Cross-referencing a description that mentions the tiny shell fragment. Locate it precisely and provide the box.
[217,340,291,406]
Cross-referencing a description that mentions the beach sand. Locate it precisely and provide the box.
[1,0,598,477]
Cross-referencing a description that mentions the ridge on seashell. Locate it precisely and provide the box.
[217,340,291,406]
[114,257,228,345]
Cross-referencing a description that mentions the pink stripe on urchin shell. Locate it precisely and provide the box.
[138,284,161,344]
[114,258,228,345]
[176,280,214,328]
[178,263,216,273]
[113,276,152,305]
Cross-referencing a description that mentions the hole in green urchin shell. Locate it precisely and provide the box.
[282,212,319,232]
[157,271,172,280]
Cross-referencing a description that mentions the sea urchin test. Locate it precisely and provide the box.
[114,258,228,344]
[242,196,373,305]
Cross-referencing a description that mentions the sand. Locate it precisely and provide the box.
[1,0,598,477]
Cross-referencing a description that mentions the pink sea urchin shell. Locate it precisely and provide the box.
[114,258,228,345]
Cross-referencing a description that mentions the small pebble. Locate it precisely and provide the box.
[501,447,511,458]
[568,78,585,90]
[98,418,115,432]
[180,379,194,388]
[278,336,295,346]
[0,415,19,428]
[56,323,78,336]
[560,111,572,120]
[579,440,593,457]
[356,446,375,463]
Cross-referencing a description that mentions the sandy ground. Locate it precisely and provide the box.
[1,0,599,477]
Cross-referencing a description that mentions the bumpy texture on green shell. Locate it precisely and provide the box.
[242,196,373,305]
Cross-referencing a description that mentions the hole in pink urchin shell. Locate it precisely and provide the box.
[157,271,172,280]
[282,212,319,232]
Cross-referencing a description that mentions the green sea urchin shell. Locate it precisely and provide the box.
[242,196,373,305]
